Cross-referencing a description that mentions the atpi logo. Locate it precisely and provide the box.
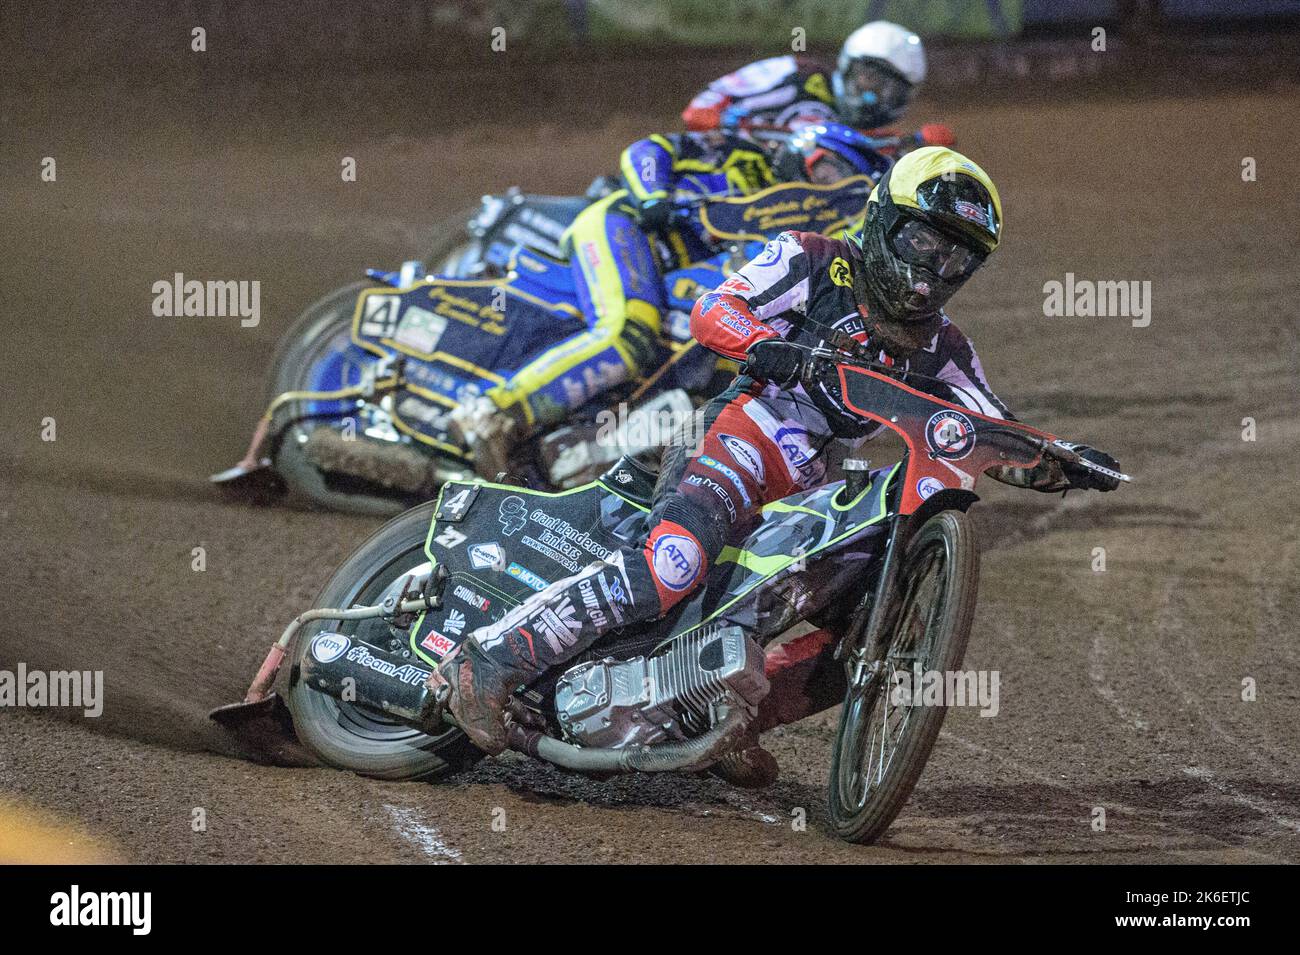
[916,476,946,500]
[653,534,702,592]
[310,632,350,664]
[924,410,976,460]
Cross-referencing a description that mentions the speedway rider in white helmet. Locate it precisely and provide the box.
[682,20,928,134]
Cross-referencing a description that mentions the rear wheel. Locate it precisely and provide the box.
[286,501,482,780]
[827,510,979,844]
[269,281,422,516]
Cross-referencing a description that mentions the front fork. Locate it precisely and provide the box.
[837,482,910,692]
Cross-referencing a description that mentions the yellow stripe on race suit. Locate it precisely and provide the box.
[649,133,677,154]
[495,194,661,425]
[620,140,673,203]
[492,299,660,425]
[673,150,774,193]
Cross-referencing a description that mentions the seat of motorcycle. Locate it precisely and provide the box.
[509,246,575,293]
[598,454,659,508]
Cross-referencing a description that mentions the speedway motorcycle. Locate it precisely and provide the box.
[212,336,1129,845]
[211,177,876,515]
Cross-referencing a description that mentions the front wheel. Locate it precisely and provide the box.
[827,509,979,844]
[286,501,482,780]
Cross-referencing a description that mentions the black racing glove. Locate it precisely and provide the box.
[635,199,673,233]
[742,338,804,388]
[1058,443,1122,492]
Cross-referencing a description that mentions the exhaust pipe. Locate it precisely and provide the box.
[506,704,749,774]
[298,633,434,725]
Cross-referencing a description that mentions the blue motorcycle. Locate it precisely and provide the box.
[212,178,877,515]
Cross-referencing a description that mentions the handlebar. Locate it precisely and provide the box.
[740,123,912,154]
[791,339,1134,484]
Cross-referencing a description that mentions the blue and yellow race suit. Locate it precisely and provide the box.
[482,131,776,429]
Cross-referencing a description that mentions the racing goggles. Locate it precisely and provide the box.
[803,147,856,184]
[890,219,984,280]
[839,61,912,120]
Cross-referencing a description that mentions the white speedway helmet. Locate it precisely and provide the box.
[833,21,927,129]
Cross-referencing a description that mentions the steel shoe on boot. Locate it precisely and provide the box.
[709,732,779,788]
[425,639,531,756]
[447,395,524,481]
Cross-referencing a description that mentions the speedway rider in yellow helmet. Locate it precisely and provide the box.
[429,148,1123,779]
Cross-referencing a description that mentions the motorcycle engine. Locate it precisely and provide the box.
[554,625,769,749]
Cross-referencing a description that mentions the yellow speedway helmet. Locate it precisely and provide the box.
[852,146,1002,324]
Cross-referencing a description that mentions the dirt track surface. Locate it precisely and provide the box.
[3,61,1299,863]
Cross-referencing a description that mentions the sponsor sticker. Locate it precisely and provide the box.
[652,533,703,592]
[532,597,583,655]
[452,584,490,612]
[507,561,549,591]
[720,316,753,338]
[393,305,448,353]
[686,473,738,522]
[442,608,467,636]
[954,200,989,227]
[773,425,814,470]
[434,526,467,548]
[698,454,752,507]
[420,631,457,658]
[717,299,752,325]
[470,542,505,570]
[916,476,945,500]
[345,645,430,686]
[498,496,528,536]
[749,240,783,267]
[829,256,853,288]
[719,433,765,486]
[310,632,350,664]
[925,410,976,460]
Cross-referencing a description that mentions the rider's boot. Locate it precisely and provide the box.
[447,396,526,481]
[709,629,843,789]
[427,549,661,755]
[710,731,780,788]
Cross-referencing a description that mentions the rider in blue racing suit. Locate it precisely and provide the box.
[451,125,889,479]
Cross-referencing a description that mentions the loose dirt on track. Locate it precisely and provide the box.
[2,62,1298,863]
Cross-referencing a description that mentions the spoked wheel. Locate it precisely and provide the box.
[827,509,979,844]
[286,502,482,780]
